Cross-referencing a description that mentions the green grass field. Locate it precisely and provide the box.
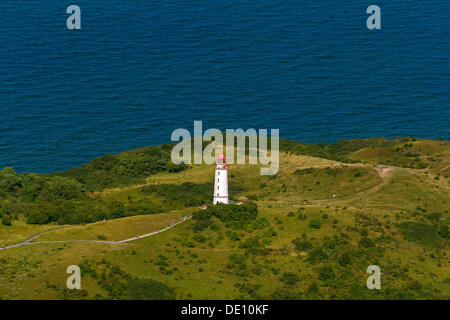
[0,138,448,299]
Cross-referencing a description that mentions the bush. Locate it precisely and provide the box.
[227,254,247,271]
[1,215,12,226]
[0,167,23,195]
[251,217,270,230]
[38,176,85,201]
[318,266,335,281]
[407,280,422,291]
[358,237,374,248]
[298,212,307,220]
[280,272,299,286]
[308,219,321,229]
[438,224,449,239]
[338,253,351,266]
[247,194,259,201]
[193,202,259,231]
[307,247,327,263]
[184,240,195,248]
[292,238,313,251]
[192,234,207,243]
[239,236,269,255]
[125,278,176,300]
[192,219,212,232]
[399,222,442,248]
[227,231,241,241]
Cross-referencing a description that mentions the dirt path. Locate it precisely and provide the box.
[0,216,191,251]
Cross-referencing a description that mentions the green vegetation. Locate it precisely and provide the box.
[60,143,188,191]
[1,215,12,226]
[0,137,448,300]
[398,222,444,248]
[140,182,212,208]
[64,259,176,300]
[281,137,450,169]
[0,145,188,224]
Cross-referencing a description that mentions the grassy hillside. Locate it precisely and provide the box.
[0,137,448,299]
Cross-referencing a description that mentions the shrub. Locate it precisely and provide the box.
[399,222,442,248]
[280,272,299,286]
[247,194,259,201]
[358,237,374,248]
[227,231,241,241]
[318,266,335,281]
[192,234,207,243]
[251,217,270,230]
[239,236,269,255]
[292,238,313,251]
[360,229,369,237]
[438,225,449,239]
[195,202,259,230]
[308,219,321,229]
[307,247,327,263]
[126,278,176,300]
[193,219,212,232]
[0,167,23,195]
[298,212,307,220]
[338,253,351,266]
[184,240,195,248]
[38,176,85,201]
[227,254,247,271]
[1,215,12,226]
[407,280,422,291]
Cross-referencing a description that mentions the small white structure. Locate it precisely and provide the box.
[213,153,229,204]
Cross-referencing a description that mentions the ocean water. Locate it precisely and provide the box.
[0,1,449,173]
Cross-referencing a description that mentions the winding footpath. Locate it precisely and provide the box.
[0,216,192,251]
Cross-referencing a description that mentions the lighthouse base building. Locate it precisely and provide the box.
[213,153,229,204]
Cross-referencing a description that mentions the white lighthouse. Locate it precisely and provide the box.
[213,153,229,204]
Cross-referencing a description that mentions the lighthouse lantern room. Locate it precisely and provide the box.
[213,153,229,204]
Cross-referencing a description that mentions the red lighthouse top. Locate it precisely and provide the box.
[216,153,228,168]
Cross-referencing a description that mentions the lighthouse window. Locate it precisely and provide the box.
[218,171,220,176]
[217,185,219,190]
[217,193,219,196]
[217,179,219,183]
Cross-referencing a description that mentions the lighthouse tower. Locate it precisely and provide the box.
[213,153,229,204]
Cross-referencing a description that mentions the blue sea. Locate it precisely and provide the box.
[0,1,449,173]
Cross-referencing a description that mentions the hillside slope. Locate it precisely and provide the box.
[0,137,448,299]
